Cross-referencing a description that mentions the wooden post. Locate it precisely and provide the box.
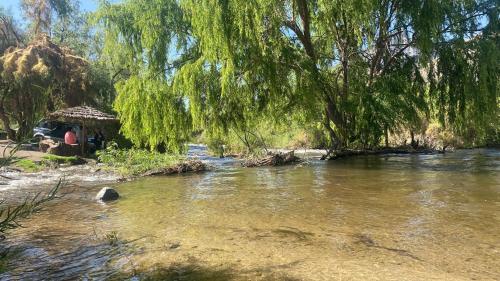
[81,122,86,156]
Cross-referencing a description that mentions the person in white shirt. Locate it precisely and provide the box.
[74,125,83,144]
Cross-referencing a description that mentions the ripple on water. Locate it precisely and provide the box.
[1,149,500,280]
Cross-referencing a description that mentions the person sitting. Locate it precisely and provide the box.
[92,130,102,149]
[64,128,77,145]
[99,130,106,148]
[74,125,83,144]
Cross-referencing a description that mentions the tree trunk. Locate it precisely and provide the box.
[410,131,416,148]
[81,123,86,156]
[288,0,346,150]
[0,99,16,140]
[323,111,338,150]
[384,125,389,147]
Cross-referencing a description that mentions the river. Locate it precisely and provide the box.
[1,149,499,280]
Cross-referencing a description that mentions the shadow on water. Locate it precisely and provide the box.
[112,262,234,281]
[112,261,302,281]
[0,242,122,280]
[0,225,303,280]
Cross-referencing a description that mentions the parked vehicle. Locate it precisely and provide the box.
[33,120,92,142]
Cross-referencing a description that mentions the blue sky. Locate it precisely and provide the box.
[0,0,102,27]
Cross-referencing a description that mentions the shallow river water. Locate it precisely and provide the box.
[1,149,499,280]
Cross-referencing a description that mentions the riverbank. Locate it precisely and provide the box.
[0,142,473,197]
[269,146,446,161]
[0,144,212,203]
[96,146,208,177]
[0,145,446,188]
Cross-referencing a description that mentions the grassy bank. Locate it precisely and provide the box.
[7,145,205,177]
[97,146,190,177]
[12,155,84,172]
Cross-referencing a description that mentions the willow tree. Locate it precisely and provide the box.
[96,0,498,152]
[95,0,321,152]
[429,7,499,145]
[93,0,193,152]
[182,0,497,149]
[0,35,92,140]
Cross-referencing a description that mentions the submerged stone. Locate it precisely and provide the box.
[96,187,119,202]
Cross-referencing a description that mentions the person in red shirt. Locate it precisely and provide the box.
[64,127,77,145]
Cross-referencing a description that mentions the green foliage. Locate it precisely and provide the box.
[203,133,225,157]
[425,122,463,150]
[13,159,43,172]
[41,155,79,164]
[201,116,329,157]
[97,144,185,176]
[95,0,498,151]
[93,0,195,152]
[88,61,117,113]
[114,76,191,152]
[11,155,80,173]
[51,0,92,56]
[429,13,499,146]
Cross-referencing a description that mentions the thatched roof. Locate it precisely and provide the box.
[49,106,118,125]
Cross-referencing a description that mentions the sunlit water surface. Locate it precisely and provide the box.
[1,149,499,280]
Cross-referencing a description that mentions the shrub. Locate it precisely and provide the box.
[97,144,184,176]
[13,159,43,172]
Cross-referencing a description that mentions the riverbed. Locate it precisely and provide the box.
[1,149,499,280]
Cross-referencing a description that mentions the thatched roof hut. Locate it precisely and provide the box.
[48,106,118,154]
[49,106,118,125]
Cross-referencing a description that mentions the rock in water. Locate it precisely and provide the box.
[96,187,119,201]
